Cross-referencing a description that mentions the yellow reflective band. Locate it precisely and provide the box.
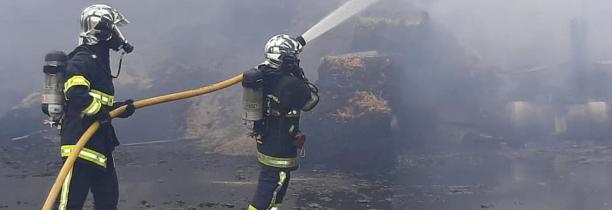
[61,145,107,168]
[82,98,102,116]
[267,94,280,103]
[269,110,282,117]
[64,75,90,93]
[58,168,73,210]
[288,125,295,133]
[248,205,259,210]
[286,110,300,117]
[269,109,300,117]
[89,89,115,106]
[257,152,298,168]
[270,203,282,210]
[269,171,287,209]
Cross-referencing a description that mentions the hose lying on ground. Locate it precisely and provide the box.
[42,74,244,210]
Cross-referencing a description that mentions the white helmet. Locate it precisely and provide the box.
[263,34,306,68]
[79,4,130,50]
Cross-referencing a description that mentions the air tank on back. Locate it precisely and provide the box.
[242,68,265,123]
[41,51,68,127]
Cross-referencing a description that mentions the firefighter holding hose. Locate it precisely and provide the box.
[56,4,135,210]
[242,34,320,210]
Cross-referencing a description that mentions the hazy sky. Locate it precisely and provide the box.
[416,0,612,69]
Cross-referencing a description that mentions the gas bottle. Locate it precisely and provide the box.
[242,68,264,122]
[41,51,68,127]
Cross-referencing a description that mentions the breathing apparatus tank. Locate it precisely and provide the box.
[242,68,265,125]
[41,51,68,127]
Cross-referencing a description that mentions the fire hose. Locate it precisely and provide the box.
[42,74,243,210]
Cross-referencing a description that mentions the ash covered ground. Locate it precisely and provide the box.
[3,132,612,210]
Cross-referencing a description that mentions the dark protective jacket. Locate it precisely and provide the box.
[60,44,119,169]
[250,64,315,171]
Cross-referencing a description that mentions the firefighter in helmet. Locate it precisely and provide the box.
[242,34,319,210]
[57,4,135,210]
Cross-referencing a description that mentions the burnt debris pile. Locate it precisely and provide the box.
[302,52,397,169]
[302,3,483,169]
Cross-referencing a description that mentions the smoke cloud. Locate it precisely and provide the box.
[0,0,345,113]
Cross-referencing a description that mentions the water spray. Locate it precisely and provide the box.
[300,0,380,44]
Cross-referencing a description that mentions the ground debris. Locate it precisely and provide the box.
[447,185,474,195]
[199,202,215,207]
[221,203,235,208]
[481,203,495,208]
[235,170,247,180]
[320,196,333,202]
[308,203,322,209]
[139,200,153,208]
[198,201,236,208]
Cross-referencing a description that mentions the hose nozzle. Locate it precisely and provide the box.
[296,36,306,47]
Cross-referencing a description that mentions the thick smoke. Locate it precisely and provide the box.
[414,0,612,66]
[0,0,352,141]
[0,0,344,114]
[401,0,612,143]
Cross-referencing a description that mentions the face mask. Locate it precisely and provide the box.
[96,18,132,54]
[107,25,133,53]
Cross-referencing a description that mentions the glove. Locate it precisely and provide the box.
[294,132,306,149]
[93,106,112,125]
[113,99,135,118]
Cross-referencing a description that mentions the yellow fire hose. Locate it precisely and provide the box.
[42,74,243,210]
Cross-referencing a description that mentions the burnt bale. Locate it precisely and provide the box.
[302,52,399,170]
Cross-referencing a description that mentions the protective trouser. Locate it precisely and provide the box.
[249,167,291,210]
[56,157,118,210]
